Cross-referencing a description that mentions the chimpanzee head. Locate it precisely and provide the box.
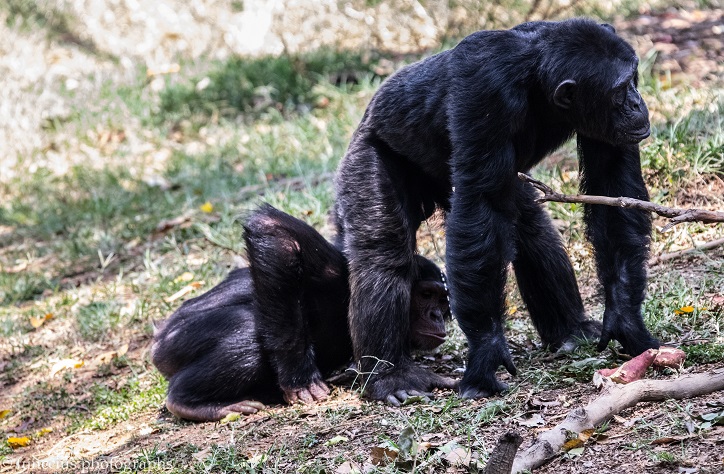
[409,256,449,351]
[541,20,650,145]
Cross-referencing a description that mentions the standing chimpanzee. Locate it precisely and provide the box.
[151,205,451,421]
[333,18,659,402]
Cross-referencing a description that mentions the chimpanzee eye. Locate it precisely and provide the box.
[613,86,626,107]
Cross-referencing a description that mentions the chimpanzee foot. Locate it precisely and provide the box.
[458,334,517,399]
[459,379,509,400]
[597,309,660,356]
[283,379,330,404]
[557,318,602,353]
[364,365,456,405]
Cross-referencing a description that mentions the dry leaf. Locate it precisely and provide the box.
[325,435,348,446]
[175,272,194,283]
[579,429,595,442]
[567,446,585,457]
[50,358,85,377]
[0,409,10,420]
[219,412,241,424]
[29,313,53,329]
[191,446,212,461]
[95,343,129,365]
[674,305,695,315]
[443,447,471,466]
[335,461,361,474]
[117,343,129,357]
[146,63,180,77]
[36,427,52,437]
[7,436,31,449]
[562,438,584,451]
[370,446,398,466]
[200,201,214,213]
[518,413,545,427]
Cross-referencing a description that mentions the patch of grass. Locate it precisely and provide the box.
[75,300,123,342]
[0,270,54,305]
[80,374,167,431]
[158,49,390,123]
[643,100,724,186]
[682,342,724,366]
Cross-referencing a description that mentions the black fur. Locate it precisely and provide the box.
[151,205,449,420]
[333,18,658,400]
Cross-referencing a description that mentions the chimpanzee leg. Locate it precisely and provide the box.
[243,206,339,402]
[165,358,266,422]
[513,181,601,349]
[335,140,453,403]
[446,183,519,399]
[578,138,659,355]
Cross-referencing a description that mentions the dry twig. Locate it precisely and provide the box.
[518,172,724,232]
[511,368,724,473]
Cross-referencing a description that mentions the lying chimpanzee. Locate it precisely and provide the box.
[151,205,451,421]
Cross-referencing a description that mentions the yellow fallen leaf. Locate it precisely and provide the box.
[7,436,31,449]
[37,427,53,437]
[200,201,214,213]
[94,343,129,365]
[174,272,194,283]
[0,409,10,419]
[507,305,517,315]
[117,343,129,357]
[220,412,241,424]
[29,317,44,328]
[674,306,695,315]
[50,358,85,377]
[146,63,180,77]
[29,313,53,329]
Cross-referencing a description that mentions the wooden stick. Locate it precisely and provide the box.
[517,173,724,231]
[649,236,724,266]
[511,368,724,473]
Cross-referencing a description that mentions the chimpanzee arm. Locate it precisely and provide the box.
[446,137,520,398]
[578,137,659,355]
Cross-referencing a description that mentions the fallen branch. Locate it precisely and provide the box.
[511,368,724,473]
[649,236,724,266]
[484,432,523,474]
[518,173,724,232]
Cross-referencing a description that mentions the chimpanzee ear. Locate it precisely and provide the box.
[600,23,616,33]
[553,80,577,109]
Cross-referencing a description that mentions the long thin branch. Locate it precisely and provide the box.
[518,173,724,231]
[511,368,724,473]
[649,236,724,266]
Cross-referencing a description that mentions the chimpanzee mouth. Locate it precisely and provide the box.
[421,332,446,342]
[626,127,650,142]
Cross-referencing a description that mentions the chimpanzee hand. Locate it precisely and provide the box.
[459,334,516,399]
[282,379,331,405]
[363,364,456,406]
[597,307,659,356]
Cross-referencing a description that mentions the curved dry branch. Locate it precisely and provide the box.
[511,368,724,473]
[518,173,724,231]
